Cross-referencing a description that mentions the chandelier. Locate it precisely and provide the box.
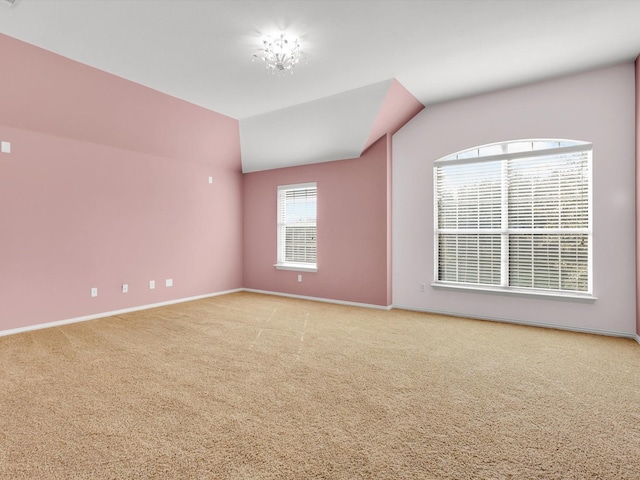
[253,33,303,74]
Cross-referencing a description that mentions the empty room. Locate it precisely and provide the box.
[1,0,639,478]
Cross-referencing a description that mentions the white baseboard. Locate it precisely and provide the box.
[0,288,243,338]
[393,303,638,340]
[243,288,393,311]
[2,289,636,344]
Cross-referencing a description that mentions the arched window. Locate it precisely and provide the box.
[433,139,592,296]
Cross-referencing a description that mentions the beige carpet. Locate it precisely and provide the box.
[0,291,638,479]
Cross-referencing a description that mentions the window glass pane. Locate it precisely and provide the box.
[508,152,589,229]
[506,141,533,153]
[533,140,560,150]
[285,225,317,263]
[437,161,502,230]
[478,144,504,156]
[456,149,479,159]
[285,190,316,223]
[559,235,589,292]
[558,140,583,148]
[438,234,501,285]
[509,234,588,292]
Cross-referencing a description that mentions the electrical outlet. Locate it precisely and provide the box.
[419,283,426,293]
[298,274,302,283]
[208,176,213,184]
[122,284,128,293]
[90,287,98,297]
[1,141,10,154]
[165,278,173,287]
[149,280,155,290]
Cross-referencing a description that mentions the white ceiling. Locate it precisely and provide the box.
[1,0,640,169]
[240,79,395,172]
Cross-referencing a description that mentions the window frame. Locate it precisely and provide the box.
[432,139,595,301]
[274,182,318,273]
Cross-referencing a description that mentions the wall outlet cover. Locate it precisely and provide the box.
[149,280,155,289]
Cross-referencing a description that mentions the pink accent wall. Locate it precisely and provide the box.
[0,34,238,167]
[636,55,640,338]
[393,63,637,335]
[243,136,391,306]
[0,34,243,331]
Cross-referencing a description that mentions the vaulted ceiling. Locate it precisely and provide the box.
[1,0,640,171]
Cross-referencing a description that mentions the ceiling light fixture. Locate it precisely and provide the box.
[253,33,303,75]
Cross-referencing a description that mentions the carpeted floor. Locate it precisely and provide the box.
[0,291,639,479]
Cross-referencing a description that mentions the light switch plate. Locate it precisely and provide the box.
[149,280,155,289]
[1,141,10,154]
[91,287,98,297]
[122,284,128,293]
[165,279,173,287]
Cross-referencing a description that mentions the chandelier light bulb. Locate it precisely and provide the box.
[253,33,303,75]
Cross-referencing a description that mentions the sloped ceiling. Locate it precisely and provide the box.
[241,79,423,173]
[1,1,640,171]
[363,79,426,153]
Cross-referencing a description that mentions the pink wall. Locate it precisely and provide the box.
[0,34,243,331]
[636,55,640,338]
[393,63,637,336]
[243,136,391,306]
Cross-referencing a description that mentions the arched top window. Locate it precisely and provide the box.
[433,138,593,298]
[436,139,591,164]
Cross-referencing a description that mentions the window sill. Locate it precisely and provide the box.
[431,282,597,303]
[274,263,318,273]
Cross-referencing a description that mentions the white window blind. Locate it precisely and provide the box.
[277,183,317,268]
[434,140,592,296]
